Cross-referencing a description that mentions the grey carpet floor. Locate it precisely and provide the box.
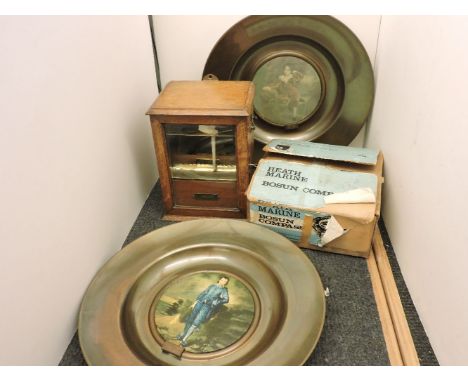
[59,182,438,366]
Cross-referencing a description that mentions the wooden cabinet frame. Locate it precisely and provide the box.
[147,81,254,220]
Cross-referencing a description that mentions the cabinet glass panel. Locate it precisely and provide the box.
[164,124,237,181]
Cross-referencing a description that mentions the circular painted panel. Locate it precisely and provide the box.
[154,272,255,353]
[253,56,322,127]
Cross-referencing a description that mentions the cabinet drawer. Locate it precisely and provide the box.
[172,179,238,209]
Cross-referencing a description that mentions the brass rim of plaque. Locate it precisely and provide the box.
[78,219,326,365]
[203,15,375,145]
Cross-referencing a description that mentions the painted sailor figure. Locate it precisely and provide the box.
[177,276,230,347]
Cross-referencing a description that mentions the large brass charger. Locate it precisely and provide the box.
[78,219,325,365]
[203,15,374,145]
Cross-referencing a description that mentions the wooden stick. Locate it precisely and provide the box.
[372,228,420,366]
[367,248,404,365]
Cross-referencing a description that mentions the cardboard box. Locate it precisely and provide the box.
[246,139,384,258]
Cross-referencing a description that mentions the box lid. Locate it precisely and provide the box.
[147,81,255,117]
[264,139,379,165]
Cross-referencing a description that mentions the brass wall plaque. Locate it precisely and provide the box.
[78,219,325,365]
[203,16,375,145]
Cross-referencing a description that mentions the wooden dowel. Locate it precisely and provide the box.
[372,228,420,366]
[367,248,404,366]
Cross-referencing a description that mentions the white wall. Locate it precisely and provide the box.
[0,16,157,365]
[152,15,381,147]
[367,16,468,365]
